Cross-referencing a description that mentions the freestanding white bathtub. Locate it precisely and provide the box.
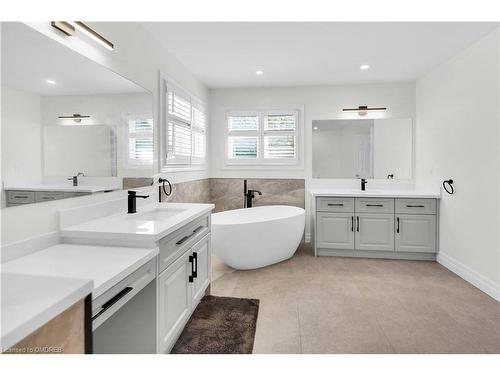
[211,205,306,270]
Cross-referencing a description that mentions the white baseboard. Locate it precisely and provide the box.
[437,252,500,302]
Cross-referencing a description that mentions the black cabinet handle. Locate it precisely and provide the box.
[351,216,354,232]
[397,217,400,233]
[406,205,425,208]
[356,216,359,232]
[366,204,383,207]
[176,225,205,245]
[93,286,133,320]
[192,252,198,279]
[188,255,195,283]
[14,195,29,199]
[327,203,344,206]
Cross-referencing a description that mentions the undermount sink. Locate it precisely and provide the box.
[128,208,187,222]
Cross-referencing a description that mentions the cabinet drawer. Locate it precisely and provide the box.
[395,199,436,215]
[7,191,35,204]
[35,191,68,202]
[92,258,156,330]
[355,198,394,213]
[158,214,210,273]
[316,197,354,212]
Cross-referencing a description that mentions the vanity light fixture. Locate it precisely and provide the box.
[342,105,387,116]
[68,22,114,50]
[51,21,114,51]
[58,114,91,123]
[51,21,75,36]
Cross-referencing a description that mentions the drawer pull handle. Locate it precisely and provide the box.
[366,204,383,207]
[14,195,29,199]
[175,225,205,245]
[188,253,198,283]
[406,205,425,208]
[327,203,344,206]
[93,286,133,320]
[397,217,400,233]
[351,216,354,232]
[356,216,359,232]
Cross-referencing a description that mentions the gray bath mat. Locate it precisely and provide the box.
[170,295,259,354]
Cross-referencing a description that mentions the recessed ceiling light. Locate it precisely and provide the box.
[46,79,56,85]
[255,70,264,76]
[360,64,370,70]
[313,126,319,130]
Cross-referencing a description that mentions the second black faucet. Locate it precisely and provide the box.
[128,190,149,214]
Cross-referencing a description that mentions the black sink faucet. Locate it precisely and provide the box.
[360,178,367,191]
[128,190,149,214]
[243,179,262,208]
[68,172,84,187]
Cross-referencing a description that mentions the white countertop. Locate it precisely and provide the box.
[1,272,93,351]
[2,244,158,299]
[310,188,441,199]
[4,184,120,193]
[60,202,215,242]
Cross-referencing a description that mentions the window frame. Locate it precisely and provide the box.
[160,74,207,172]
[225,109,302,167]
[124,114,154,169]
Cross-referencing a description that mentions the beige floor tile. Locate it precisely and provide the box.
[211,243,500,354]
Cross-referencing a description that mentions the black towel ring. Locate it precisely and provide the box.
[159,178,172,197]
[443,179,454,195]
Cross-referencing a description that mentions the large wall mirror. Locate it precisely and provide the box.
[1,23,154,208]
[312,118,413,179]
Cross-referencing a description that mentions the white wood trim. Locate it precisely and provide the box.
[437,252,500,302]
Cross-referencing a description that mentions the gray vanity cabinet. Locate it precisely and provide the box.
[395,214,436,253]
[317,212,355,249]
[355,213,395,251]
[315,195,438,259]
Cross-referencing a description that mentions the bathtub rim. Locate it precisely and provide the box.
[211,205,305,226]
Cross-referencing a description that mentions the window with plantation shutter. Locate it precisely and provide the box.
[161,78,207,169]
[126,116,154,167]
[226,110,300,165]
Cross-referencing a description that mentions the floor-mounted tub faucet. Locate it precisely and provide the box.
[243,179,262,208]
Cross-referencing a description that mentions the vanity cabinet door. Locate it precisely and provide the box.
[158,251,192,354]
[355,213,394,251]
[317,212,355,250]
[191,235,211,307]
[395,214,436,253]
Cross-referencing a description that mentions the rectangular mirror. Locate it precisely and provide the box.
[1,23,154,208]
[312,118,413,179]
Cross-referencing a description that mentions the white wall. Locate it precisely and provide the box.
[209,83,416,239]
[373,118,412,179]
[1,86,43,187]
[416,28,500,299]
[41,93,153,178]
[1,22,209,245]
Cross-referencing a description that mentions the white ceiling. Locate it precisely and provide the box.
[143,22,498,88]
[2,23,146,96]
